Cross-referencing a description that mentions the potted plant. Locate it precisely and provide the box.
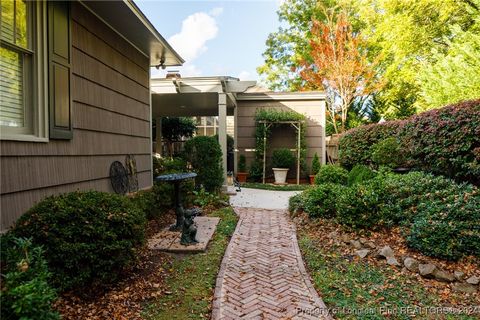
[237,154,248,183]
[271,148,295,184]
[309,152,320,184]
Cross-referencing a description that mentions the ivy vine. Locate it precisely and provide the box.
[253,109,307,178]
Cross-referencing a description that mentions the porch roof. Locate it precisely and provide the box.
[151,77,256,117]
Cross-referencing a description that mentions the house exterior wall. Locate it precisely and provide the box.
[0,2,151,231]
[236,95,325,180]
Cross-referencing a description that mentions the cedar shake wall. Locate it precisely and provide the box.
[236,98,325,179]
[0,3,151,231]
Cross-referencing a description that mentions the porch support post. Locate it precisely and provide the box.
[233,106,238,175]
[155,117,162,155]
[218,93,228,189]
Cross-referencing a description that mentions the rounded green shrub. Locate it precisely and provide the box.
[348,164,376,186]
[302,184,347,218]
[0,237,60,320]
[371,137,405,168]
[184,136,224,192]
[271,148,295,169]
[288,193,305,214]
[336,177,390,229]
[314,165,349,185]
[407,190,480,260]
[9,191,146,291]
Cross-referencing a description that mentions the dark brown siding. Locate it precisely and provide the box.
[236,99,325,179]
[0,3,151,231]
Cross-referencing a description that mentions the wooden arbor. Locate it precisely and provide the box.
[258,120,304,185]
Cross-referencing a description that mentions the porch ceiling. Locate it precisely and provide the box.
[152,93,235,117]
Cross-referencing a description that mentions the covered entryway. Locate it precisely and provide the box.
[151,76,256,188]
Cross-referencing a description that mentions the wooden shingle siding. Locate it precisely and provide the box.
[0,3,151,231]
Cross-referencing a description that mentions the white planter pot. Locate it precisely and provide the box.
[272,168,289,184]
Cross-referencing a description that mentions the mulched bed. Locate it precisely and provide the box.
[54,211,177,320]
[294,212,480,308]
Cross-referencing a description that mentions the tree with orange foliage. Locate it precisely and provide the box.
[299,8,382,133]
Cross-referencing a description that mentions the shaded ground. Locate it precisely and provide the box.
[55,207,237,320]
[296,215,480,320]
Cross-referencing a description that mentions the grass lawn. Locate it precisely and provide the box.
[242,182,311,191]
[143,207,238,319]
[298,230,478,320]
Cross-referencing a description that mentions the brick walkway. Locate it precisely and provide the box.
[212,207,331,320]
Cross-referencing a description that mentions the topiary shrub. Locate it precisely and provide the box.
[0,237,60,320]
[311,152,321,175]
[271,148,296,169]
[371,137,405,168]
[9,191,146,291]
[184,136,223,192]
[348,164,376,186]
[238,154,247,172]
[407,189,480,260]
[339,120,404,170]
[314,165,348,185]
[248,159,263,182]
[302,184,347,219]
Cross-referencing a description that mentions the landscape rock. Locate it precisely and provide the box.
[350,240,362,250]
[466,275,480,285]
[418,263,437,278]
[355,249,370,259]
[403,257,419,272]
[387,257,401,267]
[454,271,465,281]
[452,283,478,294]
[340,234,350,243]
[433,269,455,283]
[377,246,395,259]
[364,242,376,249]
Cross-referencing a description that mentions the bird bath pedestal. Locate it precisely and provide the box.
[155,172,197,231]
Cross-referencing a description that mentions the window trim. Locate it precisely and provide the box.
[1,1,48,142]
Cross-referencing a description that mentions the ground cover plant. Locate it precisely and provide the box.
[293,169,480,261]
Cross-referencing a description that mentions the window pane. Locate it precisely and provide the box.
[16,0,28,47]
[0,47,24,127]
[1,0,15,42]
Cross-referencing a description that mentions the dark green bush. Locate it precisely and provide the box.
[184,136,223,192]
[302,184,347,218]
[288,193,305,214]
[339,121,404,170]
[238,154,247,172]
[348,164,376,186]
[9,191,146,291]
[1,237,60,320]
[248,159,263,182]
[371,137,405,168]
[311,153,320,175]
[407,190,480,260]
[271,148,295,169]
[336,177,390,229]
[314,165,349,185]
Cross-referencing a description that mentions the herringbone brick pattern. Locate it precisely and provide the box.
[212,207,331,320]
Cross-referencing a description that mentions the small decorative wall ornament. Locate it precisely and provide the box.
[125,154,138,192]
[109,161,128,194]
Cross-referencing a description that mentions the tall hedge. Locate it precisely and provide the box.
[339,100,480,184]
[184,136,224,192]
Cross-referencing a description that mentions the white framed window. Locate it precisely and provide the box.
[1,0,48,142]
